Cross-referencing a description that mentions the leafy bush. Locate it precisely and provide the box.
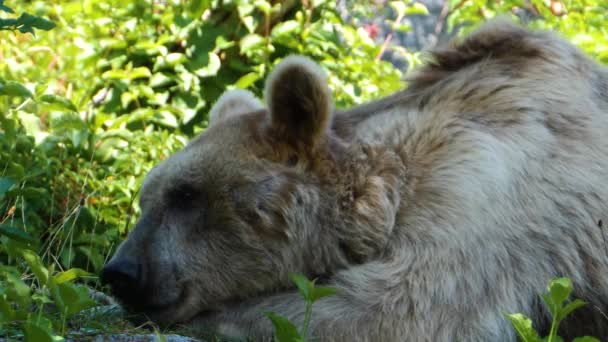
[0,0,408,338]
[448,0,608,63]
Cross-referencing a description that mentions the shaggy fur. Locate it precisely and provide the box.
[209,89,263,126]
[102,20,608,341]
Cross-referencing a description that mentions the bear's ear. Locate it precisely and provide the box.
[209,89,263,126]
[265,56,333,148]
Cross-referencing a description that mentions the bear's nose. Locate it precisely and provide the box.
[100,258,142,301]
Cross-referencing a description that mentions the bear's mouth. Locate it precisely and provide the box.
[117,284,199,325]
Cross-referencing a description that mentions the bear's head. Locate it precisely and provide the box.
[101,56,403,324]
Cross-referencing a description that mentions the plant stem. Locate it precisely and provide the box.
[61,307,68,336]
[301,300,313,341]
[548,319,558,342]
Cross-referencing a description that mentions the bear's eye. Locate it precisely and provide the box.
[167,184,199,208]
[286,154,299,167]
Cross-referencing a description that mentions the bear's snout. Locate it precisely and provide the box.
[100,258,143,306]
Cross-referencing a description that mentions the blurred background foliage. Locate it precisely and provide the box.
[0,0,606,339]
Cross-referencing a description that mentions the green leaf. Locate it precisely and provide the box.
[265,312,302,342]
[165,53,187,66]
[16,112,42,141]
[214,36,234,50]
[0,295,16,323]
[193,53,221,78]
[6,161,25,179]
[505,313,542,342]
[0,224,37,245]
[155,329,168,342]
[405,3,429,16]
[240,34,265,54]
[542,293,559,318]
[389,1,407,18]
[237,3,255,18]
[151,109,179,128]
[4,272,31,306]
[23,321,54,342]
[32,292,53,305]
[21,249,50,285]
[129,67,152,80]
[394,23,412,33]
[150,73,174,88]
[187,0,210,18]
[102,70,129,80]
[38,94,78,112]
[572,337,601,342]
[18,12,55,31]
[53,268,93,284]
[0,80,33,98]
[547,277,572,308]
[289,273,313,302]
[310,286,337,302]
[0,177,16,197]
[556,299,587,322]
[23,316,62,341]
[52,282,96,316]
[0,0,14,13]
[255,0,272,15]
[77,246,104,271]
[271,20,301,39]
[234,72,261,89]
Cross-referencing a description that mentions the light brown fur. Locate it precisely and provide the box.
[104,20,608,341]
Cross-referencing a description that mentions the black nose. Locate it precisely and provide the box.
[100,259,142,303]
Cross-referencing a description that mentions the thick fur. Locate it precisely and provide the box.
[104,20,608,341]
[209,89,263,126]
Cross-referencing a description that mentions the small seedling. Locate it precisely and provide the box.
[265,273,337,342]
[506,277,600,342]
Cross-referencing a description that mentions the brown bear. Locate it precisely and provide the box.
[101,20,608,341]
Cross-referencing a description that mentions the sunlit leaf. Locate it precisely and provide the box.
[235,72,261,89]
[193,53,221,77]
[0,80,33,98]
[0,224,37,245]
[504,313,542,342]
[546,277,572,309]
[23,321,54,342]
[0,0,14,13]
[311,286,337,302]
[405,3,429,16]
[265,312,302,342]
[289,273,313,301]
[53,268,93,284]
[271,21,301,38]
[21,249,49,285]
[39,94,78,112]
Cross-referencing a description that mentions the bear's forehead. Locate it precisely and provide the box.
[140,114,274,200]
[190,111,267,147]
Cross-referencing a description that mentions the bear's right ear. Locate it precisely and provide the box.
[209,89,263,126]
[265,56,333,149]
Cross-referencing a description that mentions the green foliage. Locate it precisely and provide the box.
[0,0,405,338]
[447,0,608,63]
[266,274,337,342]
[0,0,55,35]
[505,277,600,342]
[1,249,96,339]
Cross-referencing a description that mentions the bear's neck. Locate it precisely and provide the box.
[315,137,409,265]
